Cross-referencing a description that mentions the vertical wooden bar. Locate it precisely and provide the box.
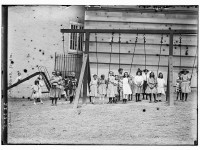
[73,54,88,108]
[2,5,8,144]
[54,52,56,71]
[168,32,174,106]
[83,32,90,104]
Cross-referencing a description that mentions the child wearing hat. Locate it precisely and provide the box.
[180,69,191,101]
[90,74,98,104]
[98,74,107,104]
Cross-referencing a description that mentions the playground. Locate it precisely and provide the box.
[7,89,197,145]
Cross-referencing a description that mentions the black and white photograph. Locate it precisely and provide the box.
[1,2,199,146]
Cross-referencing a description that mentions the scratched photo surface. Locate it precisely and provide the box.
[7,5,198,145]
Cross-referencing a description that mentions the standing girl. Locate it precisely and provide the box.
[147,71,157,103]
[134,70,144,102]
[122,72,132,104]
[49,71,61,106]
[113,75,119,103]
[107,71,115,104]
[90,74,98,104]
[98,74,107,104]
[157,72,166,102]
[176,72,182,101]
[129,75,135,101]
[180,69,191,101]
[32,80,43,105]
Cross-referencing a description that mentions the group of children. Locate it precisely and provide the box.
[32,71,78,106]
[89,68,167,104]
[31,68,191,105]
[175,69,191,101]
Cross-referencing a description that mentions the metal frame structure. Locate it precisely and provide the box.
[60,29,197,108]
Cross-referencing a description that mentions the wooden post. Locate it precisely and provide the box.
[82,32,90,104]
[168,32,174,106]
[73,54,88,109]
[2,5,8,144]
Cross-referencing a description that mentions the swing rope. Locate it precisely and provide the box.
[109,33,114,74]
[119,33,121,69]
[62,33,65,54]
[179,34,182,70]
[157,34,164,76]
[143,34,147,70]
[95,33,98,75]
[190,46,198,81]
[129,34,138,74]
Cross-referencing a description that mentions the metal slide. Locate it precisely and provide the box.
[7,72,51,93]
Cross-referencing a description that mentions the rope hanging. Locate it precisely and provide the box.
[143,34,147,70]
[157,34,164,76]
[190,46,198,81]
[95,33,99,75]
[119,33,121,69]
[109,33,114,73]
[179,34,182,70]
[62,33,65,54]
[129,34,138,74]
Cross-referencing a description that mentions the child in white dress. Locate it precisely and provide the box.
[107,71,115,104]
[31,80,43,105]
[157,72,166,102]
[98,74,107,104]
[180,69,191,101]
[134,70,144,102]
[90,74,98,104]
[122,72,132,104]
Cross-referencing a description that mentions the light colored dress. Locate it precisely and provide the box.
[50,75,61,98]
[113,80,119,95]
[147,77,157,94]
[157,78,166,95]
[123,78,132,95]
[129,76,135,95]
[107,76,115,98]
[31,85,40,99]
[181,74,191,93]
[134,75,144,93]
[98,79,107,95]
[90,79,98,97]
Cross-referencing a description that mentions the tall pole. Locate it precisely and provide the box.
[2,5,8,144]
[83,32,90,104]
[168,32,174,106]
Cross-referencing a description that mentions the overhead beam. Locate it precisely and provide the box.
[89,62,196,69]
[60,29,197,34]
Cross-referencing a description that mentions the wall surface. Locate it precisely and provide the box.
[8,5,85,98]
[84,5,198,87]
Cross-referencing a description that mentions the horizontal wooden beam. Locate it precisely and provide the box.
[86,41,198,47]
[61,29,197,34]
[88,51,196,58]
[85,20,198,28]
[89,62,195,68]
[85,7,198,15]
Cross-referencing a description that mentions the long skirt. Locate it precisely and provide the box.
[90,85,98,97]
[50,86,60,98]
[134,85,143,93]
[146,86,157,94]
[181,81,191,93]
[32,92,39,99]
[107,83,115,97]
[98,84,107,95]
[157,87,165,95]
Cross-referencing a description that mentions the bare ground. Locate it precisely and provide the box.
[7,90,197,145]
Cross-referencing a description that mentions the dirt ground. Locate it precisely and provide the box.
[7,90,197,145]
